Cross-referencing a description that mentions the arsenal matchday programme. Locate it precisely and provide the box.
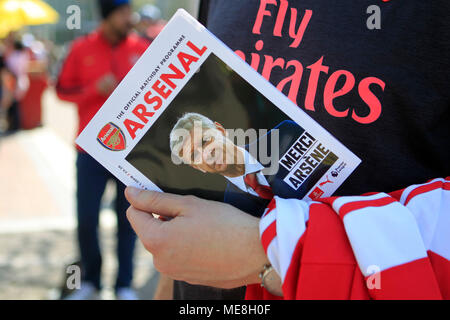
[76,10,360,203]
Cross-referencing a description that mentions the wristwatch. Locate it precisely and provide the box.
[259,264,283,297]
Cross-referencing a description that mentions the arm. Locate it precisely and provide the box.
[55,43,116,105]
[56,44,92,104]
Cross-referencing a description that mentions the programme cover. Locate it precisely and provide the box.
[76,9,361,215]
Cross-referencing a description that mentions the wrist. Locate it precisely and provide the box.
[259,264,283,296]
[246,217,283,296]
[240,216,270,285]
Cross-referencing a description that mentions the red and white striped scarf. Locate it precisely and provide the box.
[246,177,450,300]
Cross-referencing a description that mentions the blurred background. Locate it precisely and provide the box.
[0,0,199,300]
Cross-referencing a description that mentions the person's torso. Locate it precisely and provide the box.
[205,0,450,195]
[71,31,148,135]
[74,31,146,84]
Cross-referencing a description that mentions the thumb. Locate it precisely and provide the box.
[125,187,186,218]
[126,206,162,250]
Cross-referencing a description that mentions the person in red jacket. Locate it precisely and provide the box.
[56,0,148,300]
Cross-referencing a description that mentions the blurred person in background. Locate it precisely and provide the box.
[1,32,30,132]
[22,33,49,75]
[0,54,15,132]
[19,33,50,130]
[56,0,148,300]
[133,4,165,44]
[5,40,30,101]
[0,52,14,131]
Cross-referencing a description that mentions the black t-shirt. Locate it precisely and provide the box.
[174,0,450,300]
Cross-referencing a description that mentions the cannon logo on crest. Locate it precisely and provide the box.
[97,122,126,151]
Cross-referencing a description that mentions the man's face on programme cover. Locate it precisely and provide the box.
[176,123,245,177]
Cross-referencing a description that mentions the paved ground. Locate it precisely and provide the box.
[0,88,159,299]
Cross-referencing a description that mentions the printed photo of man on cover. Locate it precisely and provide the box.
[168,112,338,216]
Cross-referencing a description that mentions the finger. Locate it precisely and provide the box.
[126,206,163,247]
[125,187,190,218]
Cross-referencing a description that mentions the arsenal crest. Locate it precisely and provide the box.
[97,123,126,151]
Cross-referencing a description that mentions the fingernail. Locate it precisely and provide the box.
[126,186,140,198]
